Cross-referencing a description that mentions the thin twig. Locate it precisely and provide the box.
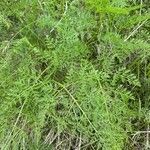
[53,80,98,133]
[49,1,68,34]
[140,0,143,15]
[124,20,147,42]
[49,0,78,34]
[2,101,26,149]
[146,125,150,149]
[75,134,82,150]
[132,130,150,140]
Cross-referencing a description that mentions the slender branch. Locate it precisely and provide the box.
[124,20,147,41]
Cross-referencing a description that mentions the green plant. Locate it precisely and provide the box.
[0,0,150,149]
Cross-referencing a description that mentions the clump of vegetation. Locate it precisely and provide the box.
[0,0,150,149]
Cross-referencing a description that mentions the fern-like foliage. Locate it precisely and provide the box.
[0,0,150,149]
